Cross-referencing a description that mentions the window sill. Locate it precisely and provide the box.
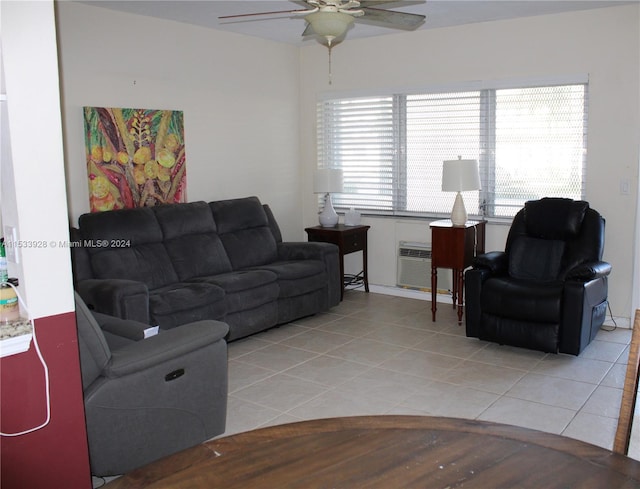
[335,211,514,226]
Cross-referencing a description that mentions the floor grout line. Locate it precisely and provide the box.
[224,291,632,452]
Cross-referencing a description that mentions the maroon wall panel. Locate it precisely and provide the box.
[1,311,91,488]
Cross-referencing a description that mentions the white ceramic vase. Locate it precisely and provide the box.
[344,207,361,226]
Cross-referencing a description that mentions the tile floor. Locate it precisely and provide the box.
[224,290,632,452]
[93,290,634,487]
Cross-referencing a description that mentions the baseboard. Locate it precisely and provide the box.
[367,284,453,304]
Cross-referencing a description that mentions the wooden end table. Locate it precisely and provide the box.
[430,219,486,324]
[305,224,370,300]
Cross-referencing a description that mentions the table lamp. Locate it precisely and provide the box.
[314,168,343,227]
[442,157,480,226]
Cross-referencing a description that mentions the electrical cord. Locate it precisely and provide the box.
[600,301,618,332]
[0,281,51,436]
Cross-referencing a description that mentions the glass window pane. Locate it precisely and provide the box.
[406,92,482,215]
[317,83,587,219]
[493,85,586,216]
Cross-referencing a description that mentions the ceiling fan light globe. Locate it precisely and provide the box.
[305,10,354,40]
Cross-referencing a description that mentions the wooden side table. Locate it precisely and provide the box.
[430,219,486,324]
[305,224,370,300]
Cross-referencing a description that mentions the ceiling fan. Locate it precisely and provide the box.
[219,1,426,47]
[220,1,425,84]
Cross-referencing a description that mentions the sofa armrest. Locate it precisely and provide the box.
[106,320,229,378]
[565,261,612,281]
[76,278,150,324]
[277,242,341,307]
[472,251,509,276]
[277,241,337,261]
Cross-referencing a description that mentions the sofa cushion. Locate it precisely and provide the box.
[508,236,565,282]
[90,244,179,289]
[193,270,277,293]
[154,202,232,280]
[254,260,327,298]
[195,270,280,314]
[149,283,225,318]
[80,206,179,289]
[191,270,278,314]
[80,206,163,245]
[153,201,217,239]
[221,228,278,269]
[210,197,278,269]
[165,235,233,280]
[209,196,269,234]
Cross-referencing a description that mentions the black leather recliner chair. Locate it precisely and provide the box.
[465,198,611,355]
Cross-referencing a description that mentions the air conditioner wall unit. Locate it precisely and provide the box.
[397,241,452,294]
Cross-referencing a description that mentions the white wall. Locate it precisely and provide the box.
[55,2,302,240]
[55,3,640,322]
[300,5,640,322]
[1,0,75,318]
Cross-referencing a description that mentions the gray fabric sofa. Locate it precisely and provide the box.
[75,292,229,476]
[72,196,341,340]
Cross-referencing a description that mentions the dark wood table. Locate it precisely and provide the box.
[430,219,486,324]
[305,224,370,300]
[105,416,640,488]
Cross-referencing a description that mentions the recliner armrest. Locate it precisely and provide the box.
[472,251,509,275]
[93,312,154,341]
[565,260,612,281]
[106,320,229,378]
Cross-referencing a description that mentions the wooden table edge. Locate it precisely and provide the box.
[105,415,640,488]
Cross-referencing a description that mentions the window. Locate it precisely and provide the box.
[317,80,587,219]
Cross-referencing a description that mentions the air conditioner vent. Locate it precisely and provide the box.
[399,247,431,259]
[397,241,451,293]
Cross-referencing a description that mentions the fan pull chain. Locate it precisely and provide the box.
[328,44,333,85]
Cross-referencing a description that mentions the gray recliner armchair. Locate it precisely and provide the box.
[74,293,229,476]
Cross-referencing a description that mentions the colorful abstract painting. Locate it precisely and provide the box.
[83,107,186,211]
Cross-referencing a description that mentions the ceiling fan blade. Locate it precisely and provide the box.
[358,7,425,30]
[218,9,310,20]
[302,23,315,37]
[359,1,425,8]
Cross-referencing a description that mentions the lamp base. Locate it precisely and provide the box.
[450,192,468,226]
[319,193,339,227]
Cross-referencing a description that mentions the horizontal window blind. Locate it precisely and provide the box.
[489,85,587,217]
[317,82,587,219]
[406,91,482,215]
[317,96,396,211]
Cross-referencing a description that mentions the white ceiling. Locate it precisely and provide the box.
[78,0,635,45]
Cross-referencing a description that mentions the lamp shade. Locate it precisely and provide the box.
[314,168,344,194]
[305,11,354,43]
[442,159,481,192]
